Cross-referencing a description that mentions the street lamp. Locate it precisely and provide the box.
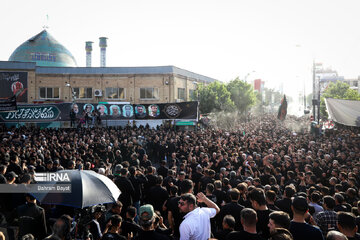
[244,70,256,83]
[192,81,199,101]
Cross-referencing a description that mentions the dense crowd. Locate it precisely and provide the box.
[0,114,359,240]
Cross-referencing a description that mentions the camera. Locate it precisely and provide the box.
[91,205,106,214]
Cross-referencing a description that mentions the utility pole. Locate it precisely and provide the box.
[312,61,316,121]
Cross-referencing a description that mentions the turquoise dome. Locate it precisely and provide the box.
[9,30,77,67]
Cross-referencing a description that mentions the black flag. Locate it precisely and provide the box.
[277,95,287,121]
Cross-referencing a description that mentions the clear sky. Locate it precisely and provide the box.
[2,0,360,99]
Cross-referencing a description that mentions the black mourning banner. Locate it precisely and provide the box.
[0,96,17,112]
[0,101,198,122]
[0,72,28,103]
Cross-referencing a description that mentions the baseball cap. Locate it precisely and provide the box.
[114,164,123,174]
[5,171,18,181]
[139,204,154,221]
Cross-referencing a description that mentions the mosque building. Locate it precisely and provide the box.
[0,29,215,105]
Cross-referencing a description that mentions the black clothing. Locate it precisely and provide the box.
[226,230,265,240]
[120,218,141,238]
[256,209,272,239]
[334,204,351,212]
[214,229,233,240]
[218,202,244,231]
[114,176,135,216]
[89,219,102,240]
[289,221,324,240]
[167,196,183,238]
[6,162,23,176]
[213,189,227,207]
[147,185,169,214]
[267,203,280,211]
[260,173,272,186]
[275,198,293,217]
[129,174,147,203]
[144,174,158,197]
[347,233,360,240]
[157,165,169,179]
[102,232,126,240]
[191,171,203,194]
[11,202,47,240]
[133,229,169,240]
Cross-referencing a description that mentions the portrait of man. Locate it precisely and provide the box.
[122,105,134,118]
[110,105,121,116]
[11,81,24,95]
[71,103,79,114]
[96,104,108,116]
[135,105,146,118]
[148,104,160,117]
[83,104,94,113]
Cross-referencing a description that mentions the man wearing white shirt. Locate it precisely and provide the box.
[178,192,220,240]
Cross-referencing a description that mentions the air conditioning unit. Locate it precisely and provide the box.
[94,89,102,97]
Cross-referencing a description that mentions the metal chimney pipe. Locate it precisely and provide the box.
[99,37,108,67]
[85,41,93,67]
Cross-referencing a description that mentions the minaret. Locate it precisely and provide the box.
[85,41,93,67]
[99,37,108,67]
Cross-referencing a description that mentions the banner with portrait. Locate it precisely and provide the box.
[0,101,198,122]
[0,72,28,103]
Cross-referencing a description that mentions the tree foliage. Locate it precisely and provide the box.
[195,81,234,113]
[320,81,360,118]
[226,78,257,113]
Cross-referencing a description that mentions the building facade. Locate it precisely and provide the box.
[1,30,215,105]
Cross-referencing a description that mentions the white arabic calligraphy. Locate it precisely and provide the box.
[0,73,20,82]
[5,107,55,120]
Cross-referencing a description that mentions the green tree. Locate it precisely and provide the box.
[320,81,360,118]
[226,78,256,113]
[195,81,234,113]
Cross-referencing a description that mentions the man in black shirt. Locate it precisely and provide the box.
[167,179,193,238]
[157,160,169,179]
[248,188,272,239]
[289,196,324,240]
[114,168,135,217]
[218,188,244,231]
[102,215,126,240]
[275,185,295,218]
[10,194,47,240]
[337,212,360,240]
[268,211,291,233]
[147,176,169,216]
[226,208,265,240]
[120,206,141,238]
[214,215,235,240]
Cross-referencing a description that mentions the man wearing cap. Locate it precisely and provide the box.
[178,192,220,240]
[5,171,17,184]
[134,204,168,240]
[289,196,324,240]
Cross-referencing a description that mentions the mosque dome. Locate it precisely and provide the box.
[9,30,77,67]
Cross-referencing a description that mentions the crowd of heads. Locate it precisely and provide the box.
[0,114,359,239]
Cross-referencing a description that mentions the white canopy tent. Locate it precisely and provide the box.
[325,98,360,127]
